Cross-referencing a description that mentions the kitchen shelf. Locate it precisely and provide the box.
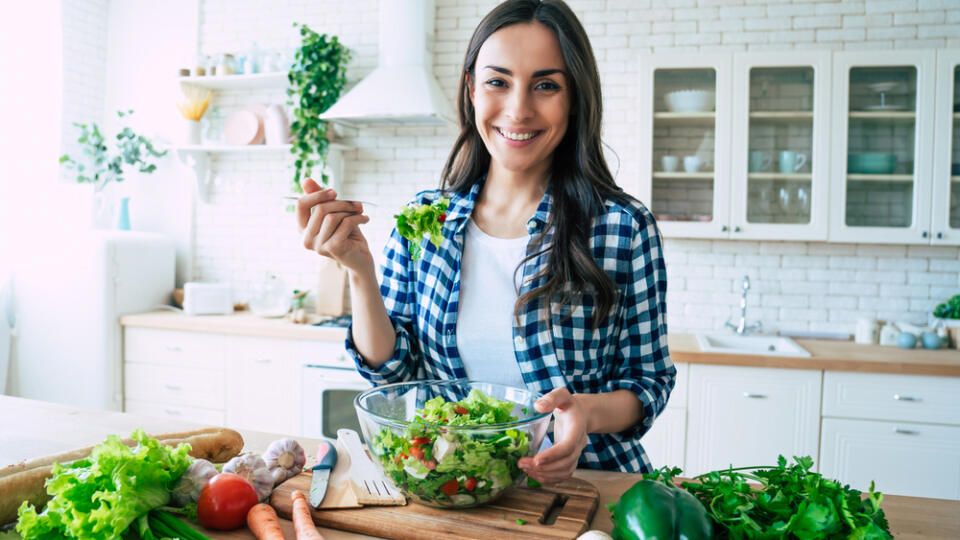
[846,174,914,182]
[653,112,715,124]
[848,111,916,121]
[173,143,351,153]
[652,172,715,180]
[747,173,813,181]
[749,111,813,121]
[178,72,289,90]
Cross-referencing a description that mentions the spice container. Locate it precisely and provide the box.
[216,53,236,76]
[193,54,207,76]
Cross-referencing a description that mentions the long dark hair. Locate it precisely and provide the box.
[441,0,632,330]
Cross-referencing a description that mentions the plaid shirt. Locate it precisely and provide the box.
[346,180,675,473]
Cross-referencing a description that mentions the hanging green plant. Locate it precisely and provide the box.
[287,22,351,196]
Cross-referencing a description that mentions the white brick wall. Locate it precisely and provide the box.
[66,0,960,334]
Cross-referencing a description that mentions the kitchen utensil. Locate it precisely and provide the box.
[269,474,600,540]
[223,109,260,145]
[282,195,378,207]
[309,440,337,507]
[661,155,679,172]
[354,380,551,509]
[778,151,807,174]
[847,153,898,175]
[664,89,715,112]
[683,155,702,173]
[337,428,406,506]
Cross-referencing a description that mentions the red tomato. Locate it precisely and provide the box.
[197,473,259,531]
[424,459,437,470]
[409,436,431,446]
[464,477,477,492]
[454,405,469,415]
[408,446,425,460]
[440,479,459,496]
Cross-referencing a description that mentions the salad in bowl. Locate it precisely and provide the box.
[354,380,551,508]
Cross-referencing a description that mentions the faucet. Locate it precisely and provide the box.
[725,275,762,336]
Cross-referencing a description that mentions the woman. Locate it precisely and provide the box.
[297,0,675,482]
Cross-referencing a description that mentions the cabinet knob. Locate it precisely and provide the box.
[936,232,943,239]
[721,225,728,232]
[164,408,181,416]
[164,384,182,392]
[165,345,182,352]
[893,428,919,435]
[734,226,742,233]
[742,392,767,399]
[922,231,929,238]
[893,394,919,402]
[255,358,273,364]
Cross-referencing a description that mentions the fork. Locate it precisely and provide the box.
[337,428,406,505]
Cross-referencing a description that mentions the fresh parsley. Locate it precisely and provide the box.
[394,197,450,261]
[644,455,892,539]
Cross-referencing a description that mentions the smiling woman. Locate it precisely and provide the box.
[297,0,675,483]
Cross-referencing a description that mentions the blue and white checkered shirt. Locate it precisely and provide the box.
[346,180,675,473]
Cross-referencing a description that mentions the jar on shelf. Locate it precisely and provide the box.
[203,107,223,144]
[216,53,236,76]
[193,54,207,76]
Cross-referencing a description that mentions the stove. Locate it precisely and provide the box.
[312,314,352,328]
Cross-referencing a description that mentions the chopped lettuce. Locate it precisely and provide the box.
[371,388,534,507]
[16,428,193,540]
[394,197,449,261]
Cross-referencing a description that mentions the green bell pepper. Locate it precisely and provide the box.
[609,479,713,540]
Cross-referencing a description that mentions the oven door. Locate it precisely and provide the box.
[301,364,371,441]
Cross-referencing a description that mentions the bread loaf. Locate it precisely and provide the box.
[0,427,244,526]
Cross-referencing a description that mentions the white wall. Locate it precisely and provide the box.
[72,0,960,335]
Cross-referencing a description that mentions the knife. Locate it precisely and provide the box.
[309,440,338,507]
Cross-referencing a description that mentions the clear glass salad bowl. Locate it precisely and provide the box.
[354,379,552,509]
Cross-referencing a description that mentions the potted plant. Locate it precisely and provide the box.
[59,110,167,228]
[933,294,960,349]
[286,23,350,198]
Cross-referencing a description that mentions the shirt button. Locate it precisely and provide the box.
[514,336,524,348]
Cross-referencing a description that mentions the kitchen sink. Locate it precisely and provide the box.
[695,333,811,358]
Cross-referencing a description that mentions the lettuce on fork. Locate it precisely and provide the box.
[16,428,193,540]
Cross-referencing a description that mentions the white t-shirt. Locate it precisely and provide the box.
[456,219,529,388]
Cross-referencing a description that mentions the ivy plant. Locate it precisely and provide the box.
[287,22,351,195]
[59,110,167,193]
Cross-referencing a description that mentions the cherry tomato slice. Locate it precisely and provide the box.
[408,447,425,460]
[464,476,477,492]
[454,405,469,415]
[440,479,459,496]
[409,436,431,446]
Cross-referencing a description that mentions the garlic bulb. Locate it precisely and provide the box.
[262,438,306,486]
[222,453,274,501]
[171,459,218,506]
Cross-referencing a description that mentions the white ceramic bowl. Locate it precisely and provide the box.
[664,89,715,113]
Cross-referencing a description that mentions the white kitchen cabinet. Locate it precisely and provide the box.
[931,49,960,245]
[638,53,733,239]
[685,364,821,476]
[224,336,302,436]
[829,50,937,244]
[820,418,960,500]
[729,52,832,241]
[819,371,960,500]
[641,362,688,470]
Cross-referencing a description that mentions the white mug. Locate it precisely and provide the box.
[855,317,879,345]
[661,155,679,172]
[683,155,701,173]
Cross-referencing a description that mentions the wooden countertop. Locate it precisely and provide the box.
[121,311,960,377]
[2,396,958,540]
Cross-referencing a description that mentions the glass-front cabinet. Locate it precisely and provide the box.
[729,52,831,240]
[829,51,937,244]
[932,50,960,245]
[638,54,732,238]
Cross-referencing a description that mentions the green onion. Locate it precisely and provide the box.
[516,518,527,525]
[149,509,212,540]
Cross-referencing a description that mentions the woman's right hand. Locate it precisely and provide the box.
[297,178,373,273]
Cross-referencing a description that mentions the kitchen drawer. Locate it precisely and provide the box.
[300,340,354,370]
[820,417,960,500]
[224,336,302,435]
[125,328,225,370]
[823,371,960,425]
[124,363,225,409]
[124,399,225,426]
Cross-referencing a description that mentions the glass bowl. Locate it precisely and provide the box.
[354,379,551,509]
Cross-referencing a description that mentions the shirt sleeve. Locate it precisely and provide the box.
[602,211,675,440]
[344,227,423,386]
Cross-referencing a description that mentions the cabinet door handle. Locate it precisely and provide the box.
[742,392,767,399]
[165,345,182,352]
[893,394,919,402]
[893,428,919,435]
[164,408,181,416]
[164,384,182,392]
[255,358,273,364]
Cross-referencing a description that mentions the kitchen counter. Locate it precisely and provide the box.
[121,311,960,377]
[2,395,958,540]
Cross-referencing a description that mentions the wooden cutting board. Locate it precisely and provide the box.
[270,471,599,540]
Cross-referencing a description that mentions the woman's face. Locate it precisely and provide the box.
[469,22,571,178]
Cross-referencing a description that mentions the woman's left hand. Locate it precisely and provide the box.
[518,388,589,484]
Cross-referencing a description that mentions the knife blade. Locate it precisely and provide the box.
[309,440,338,507]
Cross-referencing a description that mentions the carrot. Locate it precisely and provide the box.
[291,490,325,540]
[247,503,287,540]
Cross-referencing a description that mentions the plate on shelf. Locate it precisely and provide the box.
[224,110,261,145]
[860,104,908,111]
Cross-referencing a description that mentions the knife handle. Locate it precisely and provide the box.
[314,440,338,471]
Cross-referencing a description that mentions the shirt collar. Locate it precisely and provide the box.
[444,176,553,235]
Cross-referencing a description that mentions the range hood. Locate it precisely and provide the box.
[320,0,456,127]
